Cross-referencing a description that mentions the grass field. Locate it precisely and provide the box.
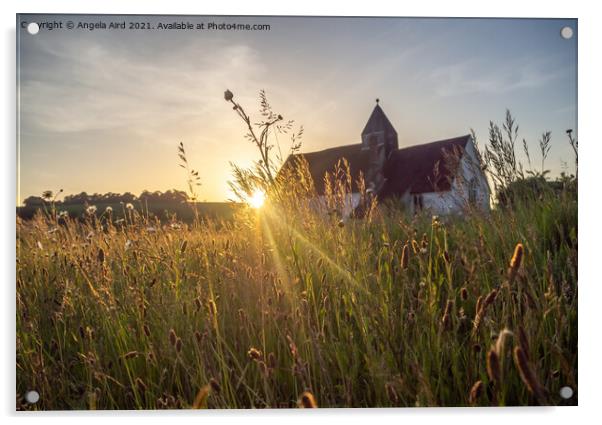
[16,183,577,409]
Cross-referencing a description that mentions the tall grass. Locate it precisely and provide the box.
[16,174,577,409]
[16,96,577,409]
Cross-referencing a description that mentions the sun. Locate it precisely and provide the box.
[248,189,266,209]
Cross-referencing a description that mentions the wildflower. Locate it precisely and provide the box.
[298,391,318,408]
[105,206,113,214]
[86,205,97,215]
[224,89,234,101]
[170,222,182,230]
[125,203,134,210]
[59,210,69,218]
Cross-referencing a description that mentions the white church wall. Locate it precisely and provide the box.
[410,138,491,216]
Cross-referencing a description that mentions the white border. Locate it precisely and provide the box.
[2,1,599,424]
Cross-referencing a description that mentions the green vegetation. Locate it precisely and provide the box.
[16,174,577,409]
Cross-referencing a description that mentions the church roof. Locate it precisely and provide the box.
[280,134,471,196]
[281,144,369,194]
[382,135,470,196]
[361,103,397,137]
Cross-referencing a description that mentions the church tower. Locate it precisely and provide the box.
[361,100,398,194]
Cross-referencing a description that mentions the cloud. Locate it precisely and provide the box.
[19,35,266,135]
[428,58,561,97]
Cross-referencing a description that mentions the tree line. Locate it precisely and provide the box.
[22,189,190,207]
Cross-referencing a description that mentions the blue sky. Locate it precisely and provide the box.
[17,15,577,202]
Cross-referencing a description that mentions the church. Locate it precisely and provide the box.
[281,100,491,216]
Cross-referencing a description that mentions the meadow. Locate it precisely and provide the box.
[16,174,577,409]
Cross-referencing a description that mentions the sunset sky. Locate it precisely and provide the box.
[17,15,577,203]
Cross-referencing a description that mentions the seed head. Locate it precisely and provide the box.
[209,377,221,393]
[513,346,548,404]
[247,347,262,361]
[441,299,453,330]
[135,378,147,393]
[298,391,317,408]
[208,299,218,316]
[468,380,483,405]
[401,243,410,270]
[168,329,177,346]
[486,348,501,382]
[517,326,530,360]
[267,352,277,369]
[224,89,234,102]
[509,243,524,281]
